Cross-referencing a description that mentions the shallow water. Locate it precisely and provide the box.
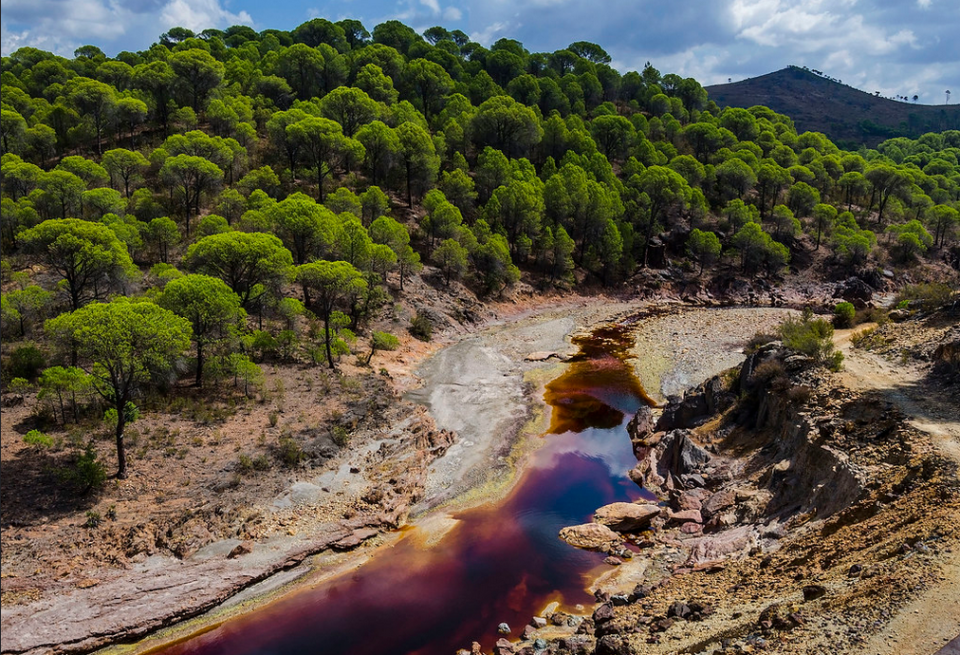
[159,323,653,655]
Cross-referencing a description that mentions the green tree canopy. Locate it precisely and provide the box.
[159,274,244,386]
[183,231,293,307]
[45,300,191,478]
[21,218,136,309]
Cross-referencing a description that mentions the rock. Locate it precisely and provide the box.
[522,624,537,639]
[1,393,24,407]
[848,563,863,577]
[667,509,703,524]
[680,522,703,534]
[680,473,706,488]
[559,523,622,551]
[593,602,615,623]
[667,601,691,619]
[594,502,660,532]
[653,617,675,632]
[533,638,547,650]
[629,584,653,602]
[802,584,827,601]
[226,541,252,559]
[701,488,737,519]
[675,490,705,511]
[603,556,623,566]
[472,642,483,655]
[494,637,515,654]
[684,525,758,564]
[596,634,631,655]
[627,405,657,453]
[835,276,874,303]
[558,635,593,655]
[330,528,378,552]
[498,622,511,635]
[524,351,559,362]
[530,616,547,629]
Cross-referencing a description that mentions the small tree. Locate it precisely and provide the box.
[46,300,191,478]
[38,366,92,424]
[159,274,244,387]
[366,331,400,365]
[687,228,721,275]
[296,261,367,369]
[432,239,469,286]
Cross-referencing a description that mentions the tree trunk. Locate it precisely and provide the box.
[195,340,204,387]
[323,315,335,369]
[115,409,127,479]
[406,161,413,208]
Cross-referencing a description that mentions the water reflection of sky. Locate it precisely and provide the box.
[159,338,650,655]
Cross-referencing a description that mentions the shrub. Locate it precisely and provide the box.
[409,311,433,341]
[277,436,305,467]
[744,332,778,354]
[833,302,856,328]
[778,309,838,365]
[60,445,107,493]
[83,511,102,528]
[332,425,350,447]
[7,344,46,381]
[787,385,813,405]
[23,429,54,449]
[8,377,32,395]
[894,283,954,312]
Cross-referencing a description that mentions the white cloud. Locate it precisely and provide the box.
[0,0,252,57]
[443,6,463,21]
[917,0,932,7]
[161,0,253,34]
[470,20,511,45]
[419,0,442,15]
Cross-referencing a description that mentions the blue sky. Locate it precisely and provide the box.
[2,0,957,104]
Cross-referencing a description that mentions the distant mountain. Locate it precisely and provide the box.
[705,66,960,148]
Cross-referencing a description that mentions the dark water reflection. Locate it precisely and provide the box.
[159,324,653,655]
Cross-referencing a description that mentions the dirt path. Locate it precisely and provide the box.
[834,325,960,653]
[835,325,960,465]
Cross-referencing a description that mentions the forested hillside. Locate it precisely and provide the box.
[707,66,960,148]
[1,17,959,484]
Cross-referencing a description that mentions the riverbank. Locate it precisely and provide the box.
[0,294,651,655]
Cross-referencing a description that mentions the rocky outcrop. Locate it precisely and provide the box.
[558,523,622,551]
[593,502,660,532]
[628,429,712,493]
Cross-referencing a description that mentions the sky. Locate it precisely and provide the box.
[2,0,957,104]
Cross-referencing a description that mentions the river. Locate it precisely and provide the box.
[158,322,654,655]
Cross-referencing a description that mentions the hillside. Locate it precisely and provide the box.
[706,66,960,148]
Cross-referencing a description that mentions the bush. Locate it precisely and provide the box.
[744,332,778,354]
[894,283,954,313]
[833,302,856,328]
[409,311,433,341]
[7,344,46,381]
[277,436,305,467]
[778,309,838,365]
[23,429,53,449]
[60,445,107,493]
[83,511,102,528]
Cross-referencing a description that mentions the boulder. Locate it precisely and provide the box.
[594,502,661,532]
[667,509,702,524]
[835,276,874,303]
[559,523,622,551]
[494,637,515,654]
[701,488,737,519]
[627,405,656,446]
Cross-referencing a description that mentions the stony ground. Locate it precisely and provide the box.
[503,305,960,655]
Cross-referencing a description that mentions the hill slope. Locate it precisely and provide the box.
[706,66,960,148]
